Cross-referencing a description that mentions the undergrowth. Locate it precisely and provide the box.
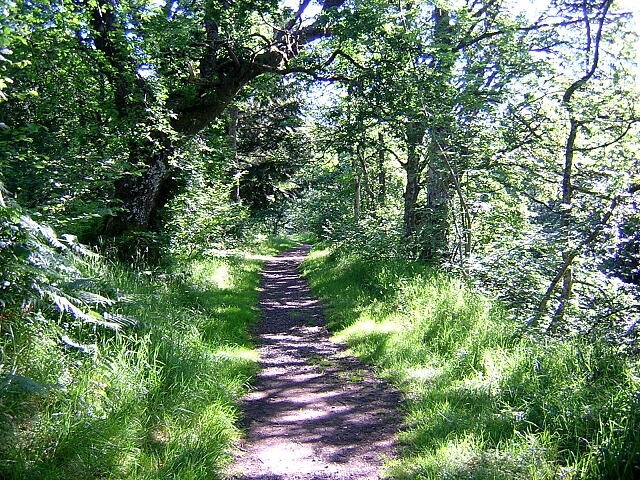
[302,247,640,480]
[0,209,298,478]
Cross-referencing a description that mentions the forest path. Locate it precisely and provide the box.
[227,244,402,480]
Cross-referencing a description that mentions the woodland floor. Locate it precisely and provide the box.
[227,244,402,480]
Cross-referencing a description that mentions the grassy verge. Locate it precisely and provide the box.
[302,247,640,480]
[0,236,298,479]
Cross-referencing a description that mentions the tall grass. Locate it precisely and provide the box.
[302,248,640,479]
[0,237,295,479]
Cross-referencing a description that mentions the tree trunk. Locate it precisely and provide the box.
[378,132,387,206]
[401,118,429,258]
[357,144,375,208]
[402,142,421,242]
[229,106,241,203]
[422,155,451,261]
[352,153,361,222]
[102,148,172,236]
[548,118,578,332]
[414,6,455,262]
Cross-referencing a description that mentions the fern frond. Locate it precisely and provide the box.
[61,234,98,258]
[116,294,147,304]
[65,278,98,290]
[44,290,117,329]
[77,291,116,306]
[57,263,82,276]
[6,210,132,333]
[61,335,98,355]
[82,311,122,330]
[0,182,13,208]
[20,215,66,250]
[102,313,138,327]
[0,374,47,394]
[50,291,89,319]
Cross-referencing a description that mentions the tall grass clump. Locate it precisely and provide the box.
[0,204,277,479]
[302,247,640,480]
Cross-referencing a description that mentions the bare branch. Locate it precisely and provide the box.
[455,18,584,52]
[575,119,640,152]
[530,188,623,330]
[285,0,314,30]
[563,0,613,104]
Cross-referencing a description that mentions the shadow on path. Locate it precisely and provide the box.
[228,245,402,480]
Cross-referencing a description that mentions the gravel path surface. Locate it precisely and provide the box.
[227,244,402,480]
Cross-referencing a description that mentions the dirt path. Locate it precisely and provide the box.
[227,244,402,480]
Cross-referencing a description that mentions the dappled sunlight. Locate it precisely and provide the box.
[245,251,310,263]
[230,244,401,480]
[250,443,319,476]
[404,366,445,383]
[340,317,403,337]
[209,262,232,289]
[214,346,260,363]
[243,253,279,261]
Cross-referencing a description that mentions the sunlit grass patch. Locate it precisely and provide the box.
[0,237,287,479]
[194,260,233,289]
[387,430,559,480]
[243,234,301,259]
[302,247,640,480]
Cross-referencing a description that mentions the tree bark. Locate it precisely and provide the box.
[352,153,361,222]
[550,118,578,330]
[402,160,420,243]
[402,121,425,251]
[423,154,451,261]
[357,144,375,207]
[377,132,387,206]
[229,106,241,203]
[414,6,455,262]
[102,139,173,236]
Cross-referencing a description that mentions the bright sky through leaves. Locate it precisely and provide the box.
[281,0,640,60]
